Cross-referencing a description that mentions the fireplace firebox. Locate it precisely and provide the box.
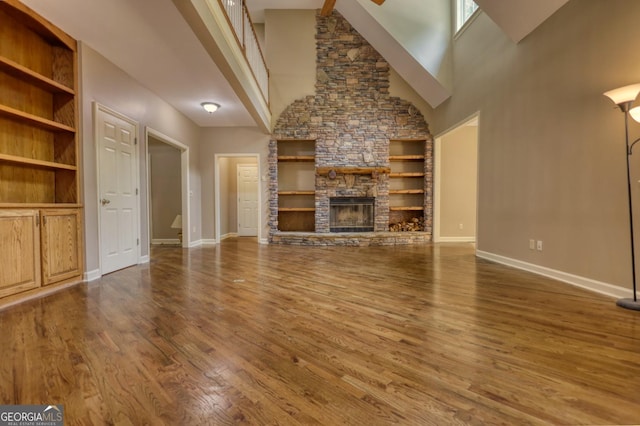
[329,197,375,232]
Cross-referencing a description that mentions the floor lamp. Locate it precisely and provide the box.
[604,83,640,311]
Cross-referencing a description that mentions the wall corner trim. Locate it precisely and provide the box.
[83,269,102,282]
[476,250,632,300]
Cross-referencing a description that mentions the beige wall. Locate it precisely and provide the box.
[149,138,182,241]
[265,10,317,126]
[432,0,640,289]
[199,127,270,240]
[80,44,201,273]
[390,69,435,125]
[438,125,477,239]
[266,9,436,126]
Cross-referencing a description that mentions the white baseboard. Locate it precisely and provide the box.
[151,238,180,245]
[189,239,202,248]
[83,269,101,282]
[139,255,150,264]
[221,232,239,240]
[476,250,637,300]
[438,236,476,243]
[201,239,217,246]
[259,237,269,244]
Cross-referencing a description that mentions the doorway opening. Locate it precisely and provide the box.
[215,154,261,243]
[434,114,479,243]
[145,128,190,250]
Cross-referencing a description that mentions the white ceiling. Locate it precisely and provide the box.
[20,0,566,129]
[22,0,257,127]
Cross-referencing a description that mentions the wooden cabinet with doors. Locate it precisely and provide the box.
[41,209,82,285]
[0,0,84,303]
[0,210,41,298]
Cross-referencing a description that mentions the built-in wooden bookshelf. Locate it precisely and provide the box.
[276,139,316,232]
[389,139,426,220]
[0,0,83,303]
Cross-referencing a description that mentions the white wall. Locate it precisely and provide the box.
[80,44,201,273]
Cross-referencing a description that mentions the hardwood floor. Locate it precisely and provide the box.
[1,239,639,425]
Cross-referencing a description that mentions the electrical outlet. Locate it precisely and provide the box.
[529,239,535,250]
[536,240,543,251]
[459,223,464,230]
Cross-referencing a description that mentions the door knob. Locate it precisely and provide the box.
[101,198,111,206]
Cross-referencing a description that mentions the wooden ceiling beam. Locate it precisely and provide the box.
[321,0,384,17]
[320,0,337,16]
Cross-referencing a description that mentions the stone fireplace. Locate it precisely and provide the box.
[269,10,433,245]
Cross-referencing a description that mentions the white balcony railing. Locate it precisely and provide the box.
[219,0,269,105]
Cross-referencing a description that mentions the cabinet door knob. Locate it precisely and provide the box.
[101,198,111,206]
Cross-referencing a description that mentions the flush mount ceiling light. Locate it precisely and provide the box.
[201,102,220,113]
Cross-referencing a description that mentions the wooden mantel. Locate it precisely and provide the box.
[316,166,390,175]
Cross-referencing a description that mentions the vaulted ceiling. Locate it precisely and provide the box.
[20,0,568,129]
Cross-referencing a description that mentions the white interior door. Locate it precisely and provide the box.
[237,164,258,237]
[96,105,139,274]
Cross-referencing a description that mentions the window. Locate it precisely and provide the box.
[456,0,479,32]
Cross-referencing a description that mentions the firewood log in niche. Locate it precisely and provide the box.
[389,217,425,232]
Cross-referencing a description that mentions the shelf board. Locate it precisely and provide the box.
[278,207,315,212]
[0,153,76,171]
[278,191,315,196]
[389,172,425,178]
[277,156,315,162]
[316,166,390,175]
[389,206,424,211]
[0,203,82,208]
[0,56,75,95]
[389,189,424,195]
[389,155,425,161]
[390,139,426,142]
[0,104,75,133]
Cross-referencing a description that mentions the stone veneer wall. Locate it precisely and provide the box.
[269,11,433,240]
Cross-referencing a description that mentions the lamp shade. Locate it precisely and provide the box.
[604,83,640,105]
[630,106,640,123]
[170,214,182,229]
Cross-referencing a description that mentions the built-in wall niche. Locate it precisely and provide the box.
[389,139,427,230]
[276,139,316,232]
